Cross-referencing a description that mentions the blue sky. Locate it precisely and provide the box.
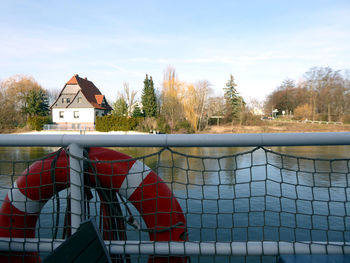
[1,0,350,102]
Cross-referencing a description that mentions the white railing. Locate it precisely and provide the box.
[1,132,350,147]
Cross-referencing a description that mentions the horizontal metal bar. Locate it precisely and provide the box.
[1,132,350,147]
[0,238,349,255]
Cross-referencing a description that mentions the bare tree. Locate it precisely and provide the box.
[264,79,310,117]
[207,96,226,126]
[122,82,137,117]
[0,83,17,130]
[46,88,61,106]
[0,75,45,127]
[304,67,344,121]
[195,80,212,130]
[246,98,263,115]
[264,67,348,121]
[161,66,184,129]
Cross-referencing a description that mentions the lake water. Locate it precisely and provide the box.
[0,145,349,262]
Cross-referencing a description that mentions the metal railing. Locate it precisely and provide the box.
[0,132,350,261]
[1,132,350,147]
[43,123,95,131]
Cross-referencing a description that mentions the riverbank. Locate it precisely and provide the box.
[204,122,350,134]
[16,130,149,135]
[10,121,350,135]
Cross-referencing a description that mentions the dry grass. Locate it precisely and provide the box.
[204,122,350,134]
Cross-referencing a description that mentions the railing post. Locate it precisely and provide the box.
[69,143,85,233]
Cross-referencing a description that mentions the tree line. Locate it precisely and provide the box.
[0,75,51,132]
[110,66,248,133]
[264,67,350,122]
[1,70,247,133]
[8,65,331,133]
[4,66,349,134]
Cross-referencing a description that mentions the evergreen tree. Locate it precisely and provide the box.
[25,89,49,117]
[224,74,242,122]
[112,97,128,116]
[132,104,143,117]
[141,74,157,117]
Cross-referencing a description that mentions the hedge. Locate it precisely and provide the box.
[27,116,51,131]
[95,115,143,132]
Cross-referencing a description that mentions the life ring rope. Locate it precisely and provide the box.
[81,148,187,235]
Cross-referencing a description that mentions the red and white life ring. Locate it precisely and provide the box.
[0,147,187,263]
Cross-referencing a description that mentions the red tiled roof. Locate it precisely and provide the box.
[66,74,79,85]
[51,74,113,110]
[74,75,112,110]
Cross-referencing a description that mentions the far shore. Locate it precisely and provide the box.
[14,130,149,135]
[11,121,350,135]
[203,122,350,134]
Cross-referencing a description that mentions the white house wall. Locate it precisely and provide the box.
[52,108,96,123]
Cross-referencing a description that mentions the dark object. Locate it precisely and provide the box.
[279,254,350,263]
[44,219,111,263]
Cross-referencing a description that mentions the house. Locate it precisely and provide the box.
[51,74,112,130]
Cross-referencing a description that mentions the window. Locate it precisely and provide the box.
[74,111,79,118]
[62,98,66,103]
[59,111,64,118]
[77,97,82,103]
[67,98,71,103]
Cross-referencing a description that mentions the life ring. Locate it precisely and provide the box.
[0,147,187,263]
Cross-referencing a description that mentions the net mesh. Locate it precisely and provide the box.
[0,146,349,263]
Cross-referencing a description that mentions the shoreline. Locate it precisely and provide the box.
[203,122,350,134]
[15,130,149,135]
[10,122,350,135]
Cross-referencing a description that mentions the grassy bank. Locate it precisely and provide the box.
[204,121,350,134]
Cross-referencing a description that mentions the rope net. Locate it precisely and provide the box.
[0,146,349,263]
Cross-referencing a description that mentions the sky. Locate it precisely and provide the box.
[1,0,350,103]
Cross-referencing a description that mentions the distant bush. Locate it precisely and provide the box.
[136,116,171,134]
[175,119,194,133]
[240,112,263,125]
[293,104,313,121]
[156,117,171,133]
[27,116,51,131]
[342,114,350,124]
[96,115,143,132]
[137,117,157,132]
